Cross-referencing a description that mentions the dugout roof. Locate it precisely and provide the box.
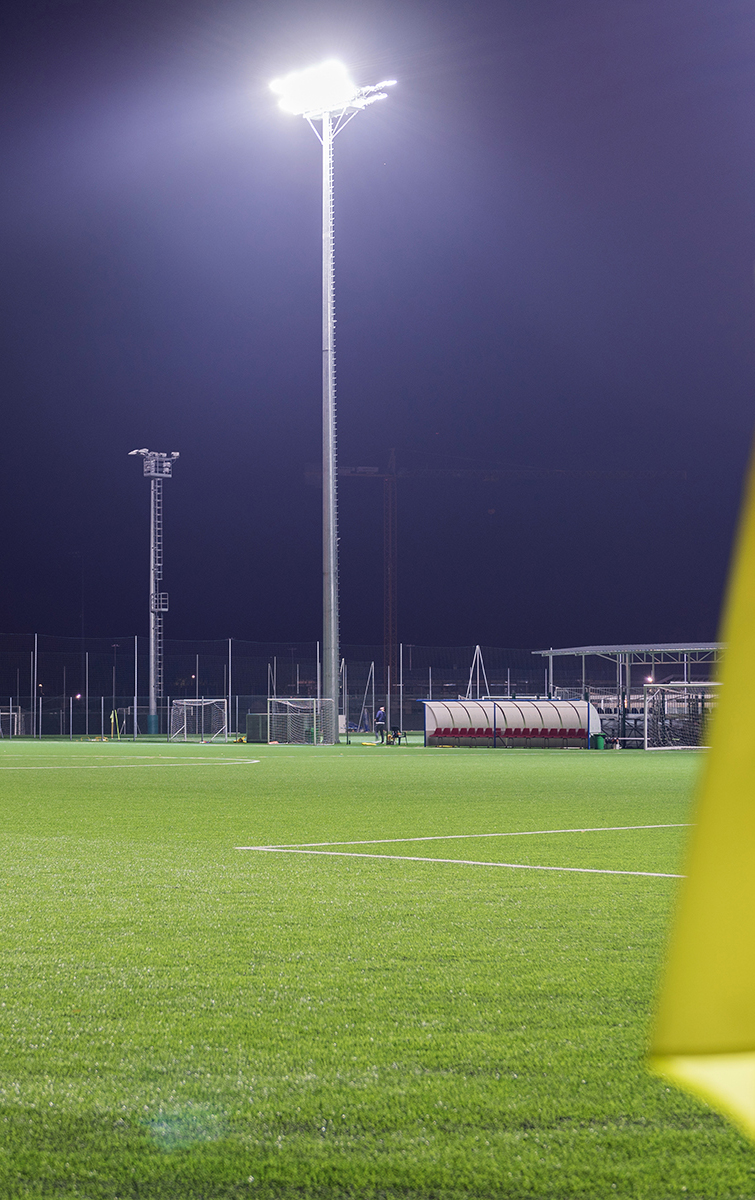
[422,699,601,735]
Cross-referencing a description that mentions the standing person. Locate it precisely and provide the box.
[375,705,386,743]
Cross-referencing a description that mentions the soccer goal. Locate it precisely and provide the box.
[169,698,228,742]
[267,698,336,745]
[643,682,720,750]
[0,706,21,737]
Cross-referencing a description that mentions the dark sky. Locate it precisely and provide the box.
[1,0,754,650]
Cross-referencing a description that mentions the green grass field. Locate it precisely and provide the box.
[1,738,754,1199]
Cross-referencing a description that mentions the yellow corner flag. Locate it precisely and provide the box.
[649,454,755,1138]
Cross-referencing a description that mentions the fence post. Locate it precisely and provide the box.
[228,638,232,736]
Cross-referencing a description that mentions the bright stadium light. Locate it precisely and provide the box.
[270,59,395,116]
[271,61,395,743]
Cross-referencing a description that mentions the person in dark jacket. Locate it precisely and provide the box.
[375,706,386,743]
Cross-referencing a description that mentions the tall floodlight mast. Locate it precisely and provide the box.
[129,449,179,734]
[270,61,395,742]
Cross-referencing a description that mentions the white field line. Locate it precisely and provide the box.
[240,846,683,879]
[0,755,244,760]
[0,760,260,771]
[236,823,690,850]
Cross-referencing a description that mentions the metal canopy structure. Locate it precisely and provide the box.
[531,642,723,744]
[533,642,724,697]
[534,642,723,663]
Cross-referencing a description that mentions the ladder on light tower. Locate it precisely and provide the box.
[151,475,167,701]
[129,449,179,734]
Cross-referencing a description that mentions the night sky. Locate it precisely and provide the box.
[1,0,754,651]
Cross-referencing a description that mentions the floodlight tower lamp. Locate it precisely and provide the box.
[271,62,394,741]
[129,449,179,734]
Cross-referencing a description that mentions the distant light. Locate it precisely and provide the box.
[75,693,82,699]
[646,676,653,682]
[270,60,395,117]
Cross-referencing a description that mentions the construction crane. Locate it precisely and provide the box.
[308,454,686,705]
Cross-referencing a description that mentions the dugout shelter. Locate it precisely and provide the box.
[423,699,601,748]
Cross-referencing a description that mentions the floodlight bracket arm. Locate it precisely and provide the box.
[304,105,365,142]
[304,116,324,145]
[301,81,394,138]
[332,108,360,136]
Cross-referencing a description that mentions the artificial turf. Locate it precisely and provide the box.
[1,738,754,1198]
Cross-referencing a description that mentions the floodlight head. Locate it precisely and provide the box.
[129,448,179,478]
[270,60,395,118]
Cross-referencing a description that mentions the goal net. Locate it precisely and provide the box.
[267,698,336,745]
[643,683,720,750]
[170,699,227,741]
[0,706,20,737]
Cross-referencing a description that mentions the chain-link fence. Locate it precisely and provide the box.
[0,634,714,738]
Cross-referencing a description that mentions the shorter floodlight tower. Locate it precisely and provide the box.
[129,449,179,734]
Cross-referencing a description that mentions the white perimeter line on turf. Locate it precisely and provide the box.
[239,847,683,878]
[236,823,689,850]
[0,761,260,771]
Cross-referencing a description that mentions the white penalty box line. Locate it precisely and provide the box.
[236,823,689,879]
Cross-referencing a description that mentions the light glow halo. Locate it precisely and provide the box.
[270,60,359,116]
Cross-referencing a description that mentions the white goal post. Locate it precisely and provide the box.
[0,706,21,737]
[267,697,336,745]
[170,698,228,741]
[643,682,720,750]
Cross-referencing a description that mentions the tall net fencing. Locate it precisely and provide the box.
[268,698,336,745]
[644,683,720,749]
[0,633,721,742]
[169,699,227,741]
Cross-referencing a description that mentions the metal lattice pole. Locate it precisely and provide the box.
[150,476,163,728]
[129,449,179,735]
[321,111,339,740]
[271,64,395,745]
[383,451,397,716]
